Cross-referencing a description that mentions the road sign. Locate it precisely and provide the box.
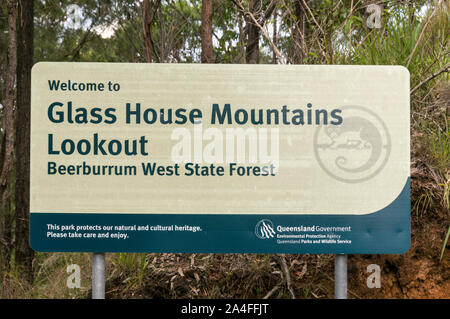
[30,63,410,253]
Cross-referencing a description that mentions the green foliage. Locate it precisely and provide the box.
[430,117,450,172]
[112,253,150,292]
[352,3,448,100]
[412,189,435,223]
[441,226,450,262]
[440,174,450,262]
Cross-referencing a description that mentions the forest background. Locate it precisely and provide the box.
[0,0,448,298]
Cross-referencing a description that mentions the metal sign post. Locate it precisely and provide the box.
[334,254,347,299]
[92,253,105,299]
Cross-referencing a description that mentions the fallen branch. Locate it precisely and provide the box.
[279,254,296,299]
[263,284,281,299]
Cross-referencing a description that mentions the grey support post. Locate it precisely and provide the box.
[92,253,106,299]
[334,254,347,299]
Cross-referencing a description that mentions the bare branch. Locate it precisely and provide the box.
[410,64,449,95]
[406,3,440,68]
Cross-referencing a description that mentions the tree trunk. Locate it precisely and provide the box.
[201,0,214,63]
[245,0,261,64]
[143,0,153,62]
[237,12,246,63]
[0,0,17,269]
[14,0,34,283]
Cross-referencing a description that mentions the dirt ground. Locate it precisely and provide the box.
[347,218,450,299]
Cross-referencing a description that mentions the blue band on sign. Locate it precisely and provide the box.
[30,178,410,254]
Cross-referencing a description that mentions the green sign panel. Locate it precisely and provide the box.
[30,62,410,253]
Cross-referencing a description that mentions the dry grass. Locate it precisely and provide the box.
[411,86,450,222]
[104,253,335,299]
[0,253,91,298]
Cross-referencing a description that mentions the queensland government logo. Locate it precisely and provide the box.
[255,219,276,239]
